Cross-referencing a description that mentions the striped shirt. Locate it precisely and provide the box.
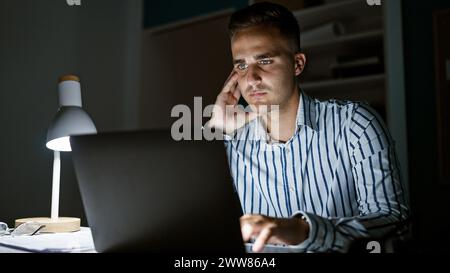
[224,92,410,252]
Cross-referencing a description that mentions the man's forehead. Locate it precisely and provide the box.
[231,26,288,59]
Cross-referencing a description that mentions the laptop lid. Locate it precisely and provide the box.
[70,130,244,253]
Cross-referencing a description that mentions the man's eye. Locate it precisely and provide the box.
[237,63,248,70]
[259,59,272,65]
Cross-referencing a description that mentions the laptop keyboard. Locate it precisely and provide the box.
[244,243,305,253]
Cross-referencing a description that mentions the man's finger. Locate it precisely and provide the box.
[241,222,262,242]
[224,69,236,83]
[232,84,241,100]
[240,216,265,242]
[241,223,254,242]
[253,226,274,253]
[221,73,239,94]
[217,91,238,106]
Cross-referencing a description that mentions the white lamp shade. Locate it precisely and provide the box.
[46,106,97,151]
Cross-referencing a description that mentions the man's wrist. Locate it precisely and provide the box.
[294,214,310,242]
[300,214,310,241]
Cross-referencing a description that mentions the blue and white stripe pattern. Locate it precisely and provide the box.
[224,93,409,252]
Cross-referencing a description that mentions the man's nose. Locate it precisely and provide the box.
[246,65,262,88]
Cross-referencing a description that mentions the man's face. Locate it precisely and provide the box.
[231,26,303,111]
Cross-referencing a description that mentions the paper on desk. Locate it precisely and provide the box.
[0,227,96,253]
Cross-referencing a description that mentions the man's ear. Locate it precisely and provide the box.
[294,53,306,76]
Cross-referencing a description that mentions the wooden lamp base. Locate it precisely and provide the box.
[15,217,80,233]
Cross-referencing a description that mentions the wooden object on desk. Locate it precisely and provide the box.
[15,217,80,233]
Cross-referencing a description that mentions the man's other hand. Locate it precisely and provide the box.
[240,214,309,252]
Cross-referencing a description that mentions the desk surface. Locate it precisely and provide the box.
[0,227,96,253]
[0,227,298,253]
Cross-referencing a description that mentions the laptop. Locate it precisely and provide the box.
[70,130,245,253]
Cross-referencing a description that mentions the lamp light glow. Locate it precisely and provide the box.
[46,136,71,152]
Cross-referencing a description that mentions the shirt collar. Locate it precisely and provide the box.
[296,91,319,132]
[247,91,319,143]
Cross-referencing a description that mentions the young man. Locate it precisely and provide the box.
[207,2,409,252]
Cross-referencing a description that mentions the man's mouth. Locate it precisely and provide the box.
[249,91,267,98]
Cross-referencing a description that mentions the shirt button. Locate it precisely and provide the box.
[289,186,295,193]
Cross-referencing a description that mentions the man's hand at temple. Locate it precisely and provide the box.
[205,70,259,135]
[240,214,310,252]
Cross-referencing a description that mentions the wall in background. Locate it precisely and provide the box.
[0,0,142,226]
[1,0,449,252]
[402,0,450,252]
[140,11,233,129]
[143,0,247,28]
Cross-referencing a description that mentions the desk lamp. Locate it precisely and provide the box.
[15,75,97,232]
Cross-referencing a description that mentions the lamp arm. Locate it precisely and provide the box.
[51,150,61,220]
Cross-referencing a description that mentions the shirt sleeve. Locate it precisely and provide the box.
[289,103,410,253]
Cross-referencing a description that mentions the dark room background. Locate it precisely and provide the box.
[1,0,449,252]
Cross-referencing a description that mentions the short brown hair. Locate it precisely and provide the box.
[228,2,301,52]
